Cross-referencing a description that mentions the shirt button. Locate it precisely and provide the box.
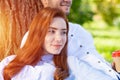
[109,70,112,72]
[80,45,82,47]
[71,34,73,37]
[86,52,89,54]
[98,61,101,63]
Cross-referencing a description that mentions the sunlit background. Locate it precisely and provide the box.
[68,0,120,62]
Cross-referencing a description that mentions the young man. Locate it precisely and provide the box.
[21,0,120,79]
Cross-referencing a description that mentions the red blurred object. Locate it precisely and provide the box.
[112,50,120,57]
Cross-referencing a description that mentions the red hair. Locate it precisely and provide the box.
[3,7,69,80]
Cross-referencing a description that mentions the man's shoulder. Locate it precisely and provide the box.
[69,22,86,31]
[68,22,90,34]
[69,22,82,28]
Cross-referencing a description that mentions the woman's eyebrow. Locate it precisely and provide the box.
[49,26,67,30]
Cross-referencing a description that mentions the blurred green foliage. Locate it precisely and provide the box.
[68,0,94,24]
[94,0,120,26]
[83,21,120,62]
[68,0,120,27]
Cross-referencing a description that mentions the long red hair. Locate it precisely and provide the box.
[3,7,69,80]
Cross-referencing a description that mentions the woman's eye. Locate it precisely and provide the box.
[62,31,67,35]
[48,29,55,33]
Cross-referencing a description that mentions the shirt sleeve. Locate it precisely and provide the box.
[12,62,55,80]
[67,56,118,80]
[0,58,55,80]
[0,55,16,80]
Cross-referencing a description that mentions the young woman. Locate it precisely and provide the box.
[0,7,69,80]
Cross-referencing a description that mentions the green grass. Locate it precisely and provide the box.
[83,21,120,62]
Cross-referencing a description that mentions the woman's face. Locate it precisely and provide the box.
[43,17,67,55]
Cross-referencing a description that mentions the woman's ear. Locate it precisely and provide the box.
[41,0,48,7]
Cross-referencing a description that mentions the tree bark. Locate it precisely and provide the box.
[0,0,43,61]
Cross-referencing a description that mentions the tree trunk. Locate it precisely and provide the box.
[0,0,43,61]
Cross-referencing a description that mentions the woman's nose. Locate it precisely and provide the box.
[55,33,62,42]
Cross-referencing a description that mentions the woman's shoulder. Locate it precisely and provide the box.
[12,62,55,80]
[0,55,16,63]
[0,55,16,69]
[0,55,16,80]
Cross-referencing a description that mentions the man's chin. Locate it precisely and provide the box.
[63,10,70,15]
[66,12,70,15]
[65,11,70,15]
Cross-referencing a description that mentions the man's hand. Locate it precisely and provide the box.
[112,62,116,71]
